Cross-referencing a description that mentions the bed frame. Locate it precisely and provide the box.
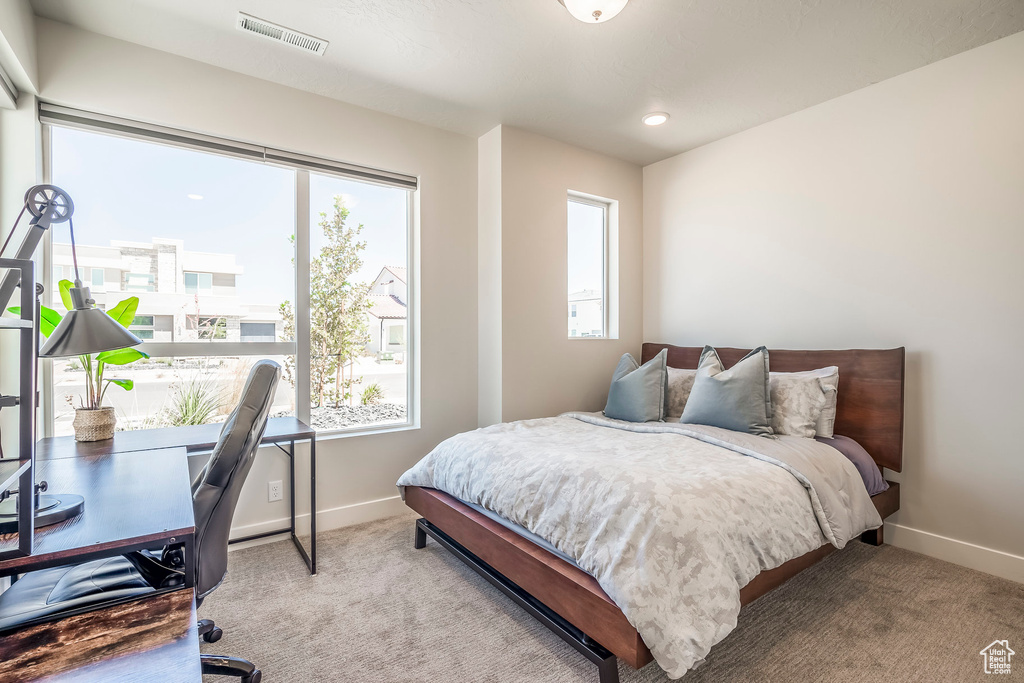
[405,344,905,683]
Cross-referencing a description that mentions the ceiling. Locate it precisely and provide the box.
[30,0,1024,165]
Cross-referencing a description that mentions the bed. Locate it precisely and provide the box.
[400,344,904,682]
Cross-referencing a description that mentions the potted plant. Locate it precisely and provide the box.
[8,279,149,441]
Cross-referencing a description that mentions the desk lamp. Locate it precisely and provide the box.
[0,185,142,532]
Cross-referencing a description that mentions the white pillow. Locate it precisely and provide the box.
[665,367,697,419]
[769,367,840,438]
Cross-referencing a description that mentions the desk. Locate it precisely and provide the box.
[0,447,194,579]
[0,590,201,683]
[0,448,196,621]
[36,416,318,574]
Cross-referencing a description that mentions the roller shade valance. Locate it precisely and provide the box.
[39,103,418,191]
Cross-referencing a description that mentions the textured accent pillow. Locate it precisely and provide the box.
[665,367,697,419]
[603,349,668,423]
[813,367,840,438]
[679,346,773,436]
[771,367,840,437]
[769,373,828,438]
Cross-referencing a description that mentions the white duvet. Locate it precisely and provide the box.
[397,413,881,678]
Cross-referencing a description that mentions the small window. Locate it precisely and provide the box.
[240,322,276,342]
[567,196,608,339]
[184,271,213,294]
[133,329,154,340]
[91,268,104,287]
[388,324,404,345]
[126,273,155,292]
[132,315,154,326]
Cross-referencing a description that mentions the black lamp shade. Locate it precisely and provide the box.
[39,286,143,358]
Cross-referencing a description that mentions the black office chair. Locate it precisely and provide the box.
[0,360,282,683]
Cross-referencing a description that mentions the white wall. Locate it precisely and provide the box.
[0,94,42,460]
[644,31,1024,581]
[479,126,643,423]
[0,0,37,94]
[477,127,503,426]
[27,18,479,536]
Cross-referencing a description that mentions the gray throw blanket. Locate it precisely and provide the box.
[397,413,881,678]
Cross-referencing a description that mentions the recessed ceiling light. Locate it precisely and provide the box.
[557,0,629,24]
[642,112,670,126]
[187,194,204,200]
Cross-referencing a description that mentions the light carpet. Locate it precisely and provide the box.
[200,513,1024,682]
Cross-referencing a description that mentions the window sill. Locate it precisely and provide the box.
[312,420,419,441]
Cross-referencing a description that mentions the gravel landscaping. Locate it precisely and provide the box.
[273,403,407,430]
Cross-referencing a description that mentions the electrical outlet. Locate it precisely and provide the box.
[268,480,283,502]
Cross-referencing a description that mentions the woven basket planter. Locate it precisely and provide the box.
[73,406,117,442]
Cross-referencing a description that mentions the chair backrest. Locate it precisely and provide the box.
[190,359,281,597]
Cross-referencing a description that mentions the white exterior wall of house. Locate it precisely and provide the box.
[568,290,604,338]
[51,238,280,342]
[366,266,408,357]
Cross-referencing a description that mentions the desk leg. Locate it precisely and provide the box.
[229,436,316,576]
[284,436,316,576]
[289,439,296,537]
[309,435,316,574]
[182,532,196,589]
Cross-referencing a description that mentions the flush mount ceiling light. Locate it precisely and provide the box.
[557,0,629,23]
[642,112,670,126]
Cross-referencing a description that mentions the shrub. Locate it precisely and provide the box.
[360,383,385,405]
[167,375,222,426]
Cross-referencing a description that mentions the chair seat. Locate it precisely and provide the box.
[0,556,155,631]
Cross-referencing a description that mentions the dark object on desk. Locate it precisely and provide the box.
[0,360,281,683]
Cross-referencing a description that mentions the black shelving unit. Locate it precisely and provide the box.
[0,257,37,561]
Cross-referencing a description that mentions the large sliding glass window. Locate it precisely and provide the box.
[43,107,415,437]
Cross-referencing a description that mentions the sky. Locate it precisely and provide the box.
[50,126,408,308]
[51,126,601,316]
[567,199,604,295]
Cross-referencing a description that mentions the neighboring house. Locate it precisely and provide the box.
[568,289,604,338]
[366,265,407,357]
[52,238,281,342]
[980,640,1015,675]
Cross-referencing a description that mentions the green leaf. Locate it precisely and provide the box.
[106,296,140,328]
[7,305,64,337]
[106,378,134,392]
[58,279,74,310]
[95,347,149,365]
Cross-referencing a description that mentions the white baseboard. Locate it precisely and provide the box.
[887,523,1024,584]
[227,495,408,550]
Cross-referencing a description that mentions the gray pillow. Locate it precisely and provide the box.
[603,349,668,423]
[679,346,773,436]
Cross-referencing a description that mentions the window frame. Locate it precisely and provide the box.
[566,193,610,340]
[39,112,419,439]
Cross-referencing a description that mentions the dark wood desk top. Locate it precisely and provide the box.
[36,416,315,460]
[0,589,201,682]
[0,448,194,575]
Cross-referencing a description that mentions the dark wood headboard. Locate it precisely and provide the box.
[641,344,906,473]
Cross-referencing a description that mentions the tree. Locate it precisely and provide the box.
[280,196,372,408]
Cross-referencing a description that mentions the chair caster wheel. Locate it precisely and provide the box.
[242,669,262,683]
[202,626,223,643]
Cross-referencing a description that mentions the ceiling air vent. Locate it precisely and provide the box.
[236,12,328,56]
